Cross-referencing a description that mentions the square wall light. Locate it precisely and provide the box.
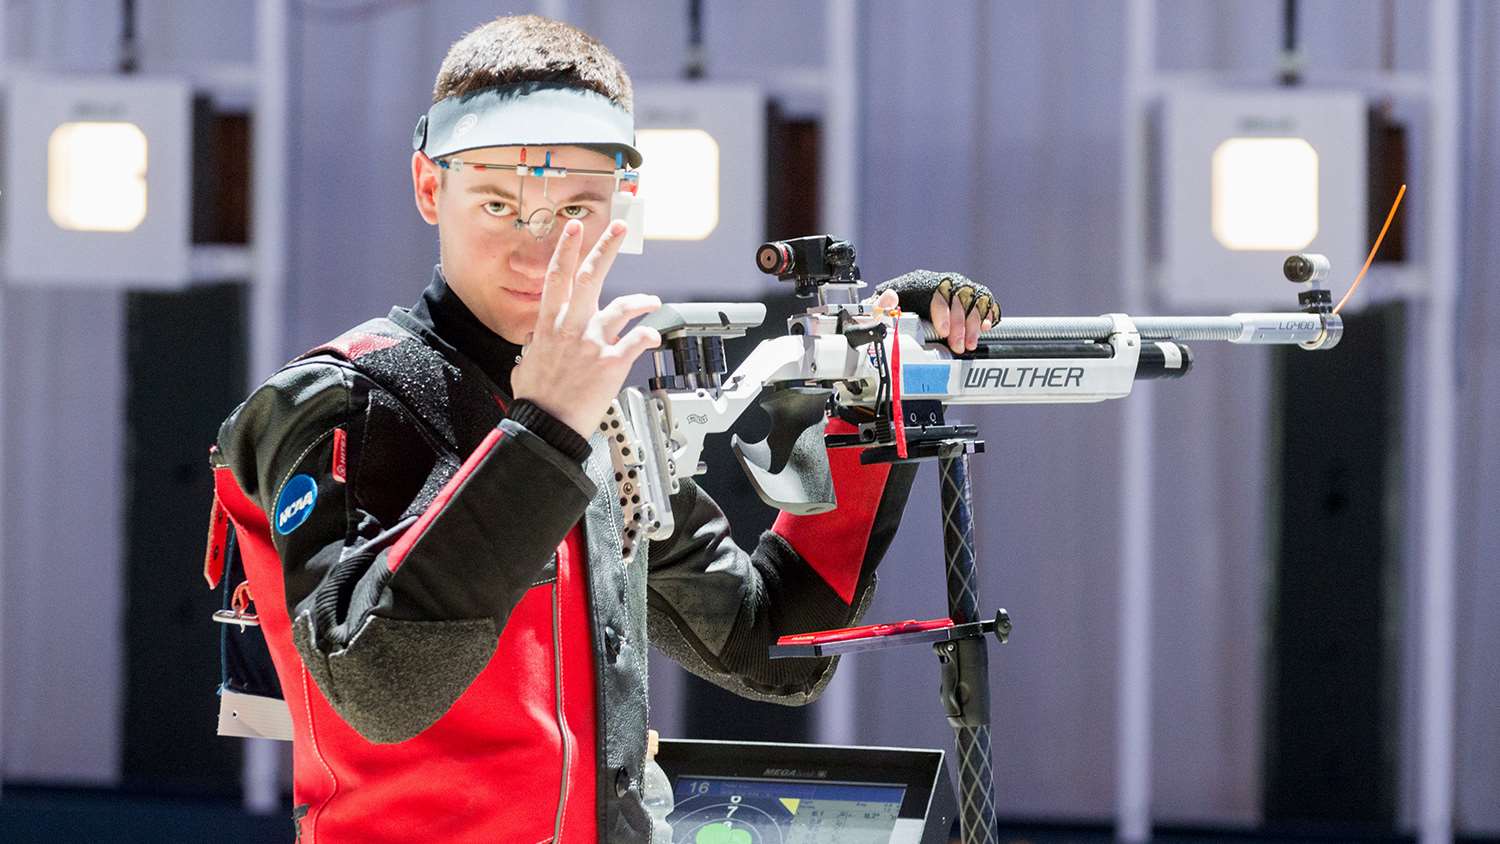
[4,74,192,288]
[48,121,151,232]
[1158,89,1366,309]
[1211,137,1319,251]
[636,128,721,241]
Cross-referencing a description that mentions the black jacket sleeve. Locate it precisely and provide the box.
[644,439,917,705]
[217,359,596,742]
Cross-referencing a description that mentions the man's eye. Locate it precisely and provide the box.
[482,202,516,218]
[559,205,591,220]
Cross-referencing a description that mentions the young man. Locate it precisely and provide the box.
[209,15,998,843]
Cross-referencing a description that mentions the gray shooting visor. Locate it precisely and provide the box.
[412,81,643,168]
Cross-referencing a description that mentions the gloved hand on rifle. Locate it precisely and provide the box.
[873,270,1001,354]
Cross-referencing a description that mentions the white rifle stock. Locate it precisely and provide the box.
[602,297,1341,564]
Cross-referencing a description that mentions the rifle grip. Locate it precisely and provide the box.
[732,387,837,515]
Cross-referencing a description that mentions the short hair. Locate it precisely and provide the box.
[432,15,633,112]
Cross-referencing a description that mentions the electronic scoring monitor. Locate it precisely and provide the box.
[655,739,956,844]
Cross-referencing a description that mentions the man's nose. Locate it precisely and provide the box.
[507,228,559,279]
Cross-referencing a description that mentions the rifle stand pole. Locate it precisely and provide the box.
[936,449,998,844]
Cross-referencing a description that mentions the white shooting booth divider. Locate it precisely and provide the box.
[2,75,194,287]
[1120,2,1461,842]
[1157,89,1370,310]
[0,0,288,814]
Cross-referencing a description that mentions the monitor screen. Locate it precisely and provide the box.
[668,775,907,843]
[655,738,953,844]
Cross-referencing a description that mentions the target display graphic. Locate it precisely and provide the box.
[668,777,905,843]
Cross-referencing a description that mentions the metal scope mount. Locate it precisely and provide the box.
[755,235,862,297]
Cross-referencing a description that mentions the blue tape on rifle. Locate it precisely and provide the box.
[902,364,950,395]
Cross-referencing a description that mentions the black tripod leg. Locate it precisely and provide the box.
[938,452,998,844]
[955,725,997,843]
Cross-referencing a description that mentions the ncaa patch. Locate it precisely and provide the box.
[275,474,318,535]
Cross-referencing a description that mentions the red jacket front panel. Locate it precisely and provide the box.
[218,467,596,843]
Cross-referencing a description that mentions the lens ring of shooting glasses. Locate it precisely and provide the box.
[519,206,557,239]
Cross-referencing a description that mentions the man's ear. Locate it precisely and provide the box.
[412,151,440,225]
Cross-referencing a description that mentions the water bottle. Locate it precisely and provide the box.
[643,729,675,844]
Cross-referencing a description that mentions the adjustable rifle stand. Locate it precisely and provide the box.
[771,439,1008,844]
[935,448,1001,844]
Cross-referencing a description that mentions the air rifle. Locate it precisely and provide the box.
[602,236,1341,563]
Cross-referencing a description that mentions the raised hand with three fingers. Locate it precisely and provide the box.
[511,219,662,437]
